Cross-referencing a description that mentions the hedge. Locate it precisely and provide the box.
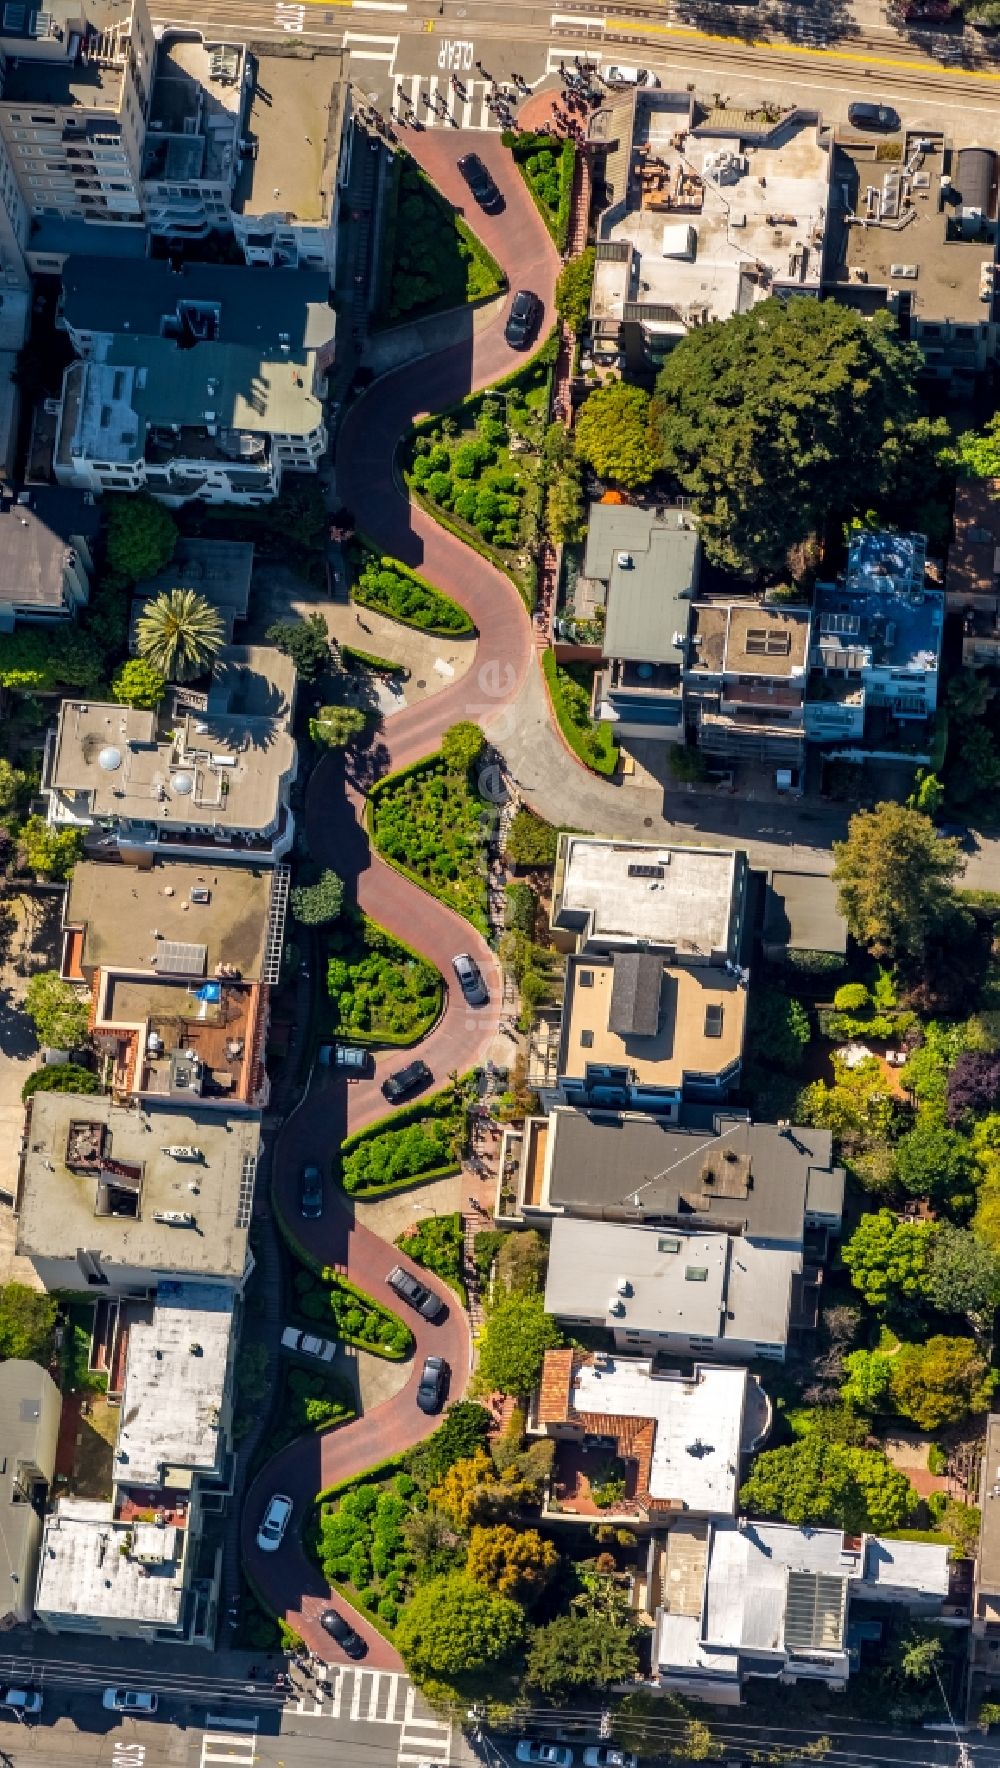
[541,649,618,777]
[365,754,490,937]
[337,1076,471,1199]
[341,644,406,674]
[353,547,474,638]
[502,131,576,251]
[273,1196,415,1360]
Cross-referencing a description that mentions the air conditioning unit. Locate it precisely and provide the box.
[889,263,918,279]
[617,552,634,569]
[153,1210,196,1227]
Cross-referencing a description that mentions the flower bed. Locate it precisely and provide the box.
[322,910,443,1048]
[368,753,490,934]
[339,1080,468,1198]
[395,1211,467,1304]
[353,550,474,637]
[541,651,618,777]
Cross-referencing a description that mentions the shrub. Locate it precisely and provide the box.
[542,651,618,777]
[341,1084,466,1196]
[354,554,473,637]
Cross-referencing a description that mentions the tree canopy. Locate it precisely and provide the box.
[290,869,344,927]
[24,972,91,1051]
[110,657,167,710]
[575,384,657,490]
[21,1062,103,1103]
[466,1524,559,1603]
[265,615,331,682]
[472,1292,562,1399]
[136,589,225,682]
[506,808,558,868]
[393,1571,527,1681]
[889,1335,996,1430]
[18,817,83,882]
[523,1610,639,1700]
[310,705,368,749]
[555,248,596,334]
[441,722,485,774]
[0,1282,58,1363]
[832,803,964,964]
[952,411,1000,479]
[105,493,177,583]
[650,297,930,573]
[739,1436,914,1534]
[894,1121,974,1202]
[926,1223,1000,1323]
[841,1210,935,1311]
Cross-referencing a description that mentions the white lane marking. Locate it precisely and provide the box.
[200,1735,257,1768]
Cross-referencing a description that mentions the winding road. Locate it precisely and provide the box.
[241,131,560,1667]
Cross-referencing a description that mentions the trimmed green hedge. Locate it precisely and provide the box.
[376,153,506,326]
[541,650,618,777]
[353,548,474,637]
[272,1364,356,1454]
[503,131,575,250]
[367,753,489,935]
[291,1265,415,1361]
[341,644,406,675]
[396,1211,467,1305]
[338,1078,469,1198]
[322,910,444,1049]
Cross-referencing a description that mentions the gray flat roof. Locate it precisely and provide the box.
[978,1414,1000,1598]
[582,505,699,665]
[0,487,98,609]
[64,858,272,981]
[61,257,334,353]
[0,1360,60,1625]
[136,538,254,627]
[554,834,742,959]
[17,1094,258,1283]
[765,871,848,957]
[117,1282,234,1483]
[37,1498,187,1630]
[233,47,346,223]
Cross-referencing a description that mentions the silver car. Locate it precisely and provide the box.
[452,952,488,1006]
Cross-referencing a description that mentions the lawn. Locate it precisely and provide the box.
[395,1211,466,1303]
[377,154,505,326]
[504,131,575,249]
[353,550,473,638]
[322,910,443,1048]
[369,752,490,933]
[339,1079,468,1198]
[541,651,618,777]
[290,1262,415,1360]
[58,1303,107,1396]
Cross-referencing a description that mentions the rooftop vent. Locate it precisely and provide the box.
[616,552,634,569]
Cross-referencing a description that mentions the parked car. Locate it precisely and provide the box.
[847,101,900,131]
[505,289,541,350]
[416,1354,448,1413]
[0,1689,42,1715]
[382,1059,432,1103]
[452,952,488,1006]
[300,1163,324,1219]
[386,1263,445,1321]
[281,1327,336,1363]
[318,1043,372,1076]
[604,64,660,84]
[584,1751,638,1768]
[103,1690,158,1715]
[256,1492,293,1553]
[516,1745,574,1767]
[458,151,502,211]
[320,1607,367,1659]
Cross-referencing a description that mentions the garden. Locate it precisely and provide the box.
[368,724,491,934]
[395,1211,466,1302]
[377,154,505,325]
[272,1363,355,1455]
[352,550,473,638]
[504,131,575,250]
[541,651,618,777]
[338,1078,468,1199]
[322,910,443,1048]
[289,1261,414,1360]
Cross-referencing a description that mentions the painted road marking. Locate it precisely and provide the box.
[275,3,306,27]
[111,1745,146,1768]
[437,33,474,67]
[393,72,498,127]
[399,1682,452,1767]
[604,12,1000,77]
[200,1734,257,1767]
[343,26,398,57]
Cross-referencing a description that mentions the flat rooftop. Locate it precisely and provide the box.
[765,870,848,957]
[578,504,700,665]
[233,47,346,223]
[0,55,124,109]
[947,479,1000,605]
[145,34,244,182]
[977,1414,1000,1600]
[553,835,742,959]
[688,602,811,678]
[560,955,745,1090]
[135,538,254,638]
[64,858,272,981]
[0,486,99,610]
[17,1093,258,1283]
[60,258,333,354]
[36,1498,186,1630]
[116,1282,234,1484]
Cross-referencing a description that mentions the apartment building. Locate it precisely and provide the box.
[685,600,812,771]
[0,484,98,629]
[583,504,698,741]
[972,1413,1000,1691]
[41,644,298,863]
[0,1360,61,1626]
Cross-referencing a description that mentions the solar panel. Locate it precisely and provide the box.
[154,940,208,978]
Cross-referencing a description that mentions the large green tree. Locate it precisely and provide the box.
[575,384,657,490]
[650,298,927,573]
[739,1437,914,1534]
[472,1293,562,1399]
[841,1210,935,1311]
[265,615,331,682]
[393,1571,527,1681]
[0,1283,58,1362]
[290,870,344,927]
[310,705,368,749]
[136,589,225,683]
[24,972,91,1050]
[831,803,964,964]
[889,1335,996,1430]
[105,494,177,583]
[926,1223,1000,1324]
[523,1611,639,1701]
[21,1062,103,1103]
[110,657,167,710]
[18,817,83,882]
[894,1121,974,1202]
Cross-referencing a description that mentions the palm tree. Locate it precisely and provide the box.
[136,588,225,683]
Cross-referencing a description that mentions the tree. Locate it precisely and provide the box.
[290,870,344,927]
[889,1335,996,1430]
[265,614,331,682]
[110,657,167,710]
[18,817,83,882]
[430,1450,538,1530]
[506,809,558,868]
[899,1631,945,1682]
[472,1293,562,1399]
[841,1210,935,1311]
[832,803,963,964]
[21,1062,102,1103]
[953,411,1000,478]
[394,1572,527,1680]
[310,705,367,749]
[105,493,177,583]
[948,1050,1000,1126]
[466,1524,559,1603]
[747,988,810,1073]
[613,1692,720,1762]
[650,297,927,573]
[408,1400,493,1486]
[799,1055,901,1155]
[926,1223,1000,1323]
[24,972,90,1050]
[739,1437,914,1534]
[555,248,596,334]
[0,1282,58,1362]
[575,384,657,490]
[546,459,585,546]
[0,757,24,818]
[523,1612,638,1701]
[441,722,485,773]
[136,589,225,682]
[894,1121,974,1201]
[841,1349,893,1412]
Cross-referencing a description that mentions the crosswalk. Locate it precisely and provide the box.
[199,1731,257,1767]
[392,74,501,130]
[293,1667,453,1764]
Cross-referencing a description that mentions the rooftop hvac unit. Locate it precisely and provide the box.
[617,552,634,569]
[616,1276,632,1296]
[153,1210,196,1227]
[889,264,917,279]
[608,1297,626,1317]
[161,1145,203,1161]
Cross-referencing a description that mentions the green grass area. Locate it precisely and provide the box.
[339,1079,468,1198]
[272,1363,355,1455]
[58,1303,107,1396]
[289,1263,415,1360]
[395,1211,467,1304]
[322,910,443,1048]
[377,153,506,326]
[368,752,490,934]
[352,549,473,637]
[504,131,575,249]
[541,651,618,777]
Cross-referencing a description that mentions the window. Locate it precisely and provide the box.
[579,970,594,988]
[745,627,792,657]
[658,1237,681,1253]
[580,1029,594,1049]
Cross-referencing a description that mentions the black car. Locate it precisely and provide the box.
[458,151,502,212]
[320,1607,367,1659]
[300,1164,323,1220]
[847,101,900,132]
[416,1355,448,1413]
[382,1058,432,1103]
[505,289,541,350]
[386,1263,445,1321]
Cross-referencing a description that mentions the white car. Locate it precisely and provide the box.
[605,64,660,85]
[281,1327,336,1362]
[103,1689,158,1715]
[516,1746,574,1767]
[256,1492,293,1552]
[0,1688,42,1715]
[584,1751,638,1768]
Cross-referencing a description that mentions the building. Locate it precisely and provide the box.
[16,1091,259,1293]
[139,31,249,244]
[946,480,1000,669]
[685,601,812,771]
[763,869,849,965]
[52,259,335,504]
[0,1360,61,1625]
[804,531,943,748]
[132,536,254,643]
[543,1217,807,1362]
[827,133,999,387]
[230,46,351,276]
[0,485,99,630]
[655,1518,954,1704]
[578,504,699,741]
[41,644,297,863]
[972,1413,1000,1687]
[35,1280,235,1645]
[551,835,748,963]
[587,96,831,373]
[533,1349,764,1522]
[500,1105,844,1245]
